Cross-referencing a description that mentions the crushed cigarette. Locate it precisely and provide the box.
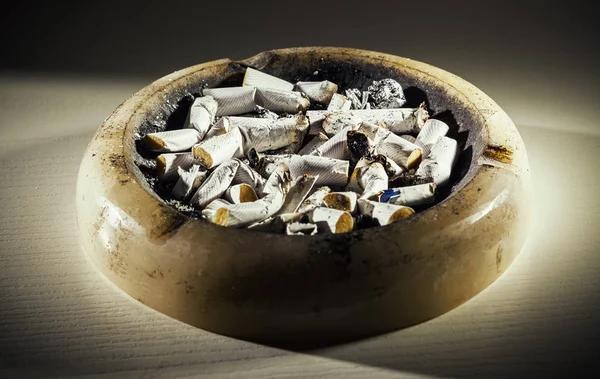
[140,68,460,235]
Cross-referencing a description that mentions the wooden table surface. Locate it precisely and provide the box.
[1,74,598,378]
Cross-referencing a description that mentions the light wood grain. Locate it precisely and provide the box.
[0,76,598,378]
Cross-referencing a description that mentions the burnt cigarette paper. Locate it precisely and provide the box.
[172,164,207,200]
[298,133,329,156]
[327,93,352,111]
[257,155,349,187]
[368,79,406,109]
[286,222,318,236]
[232,115,309,154]
[415,136,458,186]
[357,199,414,226]
[204,117,231,140]
[143,129,202,153]
[192,126,244,169]
[185,96,218,138]
[309,207,354,234]
[322,112,361,136]
[255,88,310,114]
[379,183,436,207]
[346,130,373,161]
[224,183,259,204]
[297,186,331,213]
[156,152,198,181]
[190,159,240,208]
[347,157,388,200]
[350,105,429,134]
[243,67,294,91]
[322,191,358,213]
[295,81,338,104]
[203,87,257,116]
[415,118,450,157]
[277,174,318,214]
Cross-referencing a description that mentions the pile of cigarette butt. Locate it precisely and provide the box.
[140,68,459,235]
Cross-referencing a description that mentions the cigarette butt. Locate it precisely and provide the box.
[357,199,415,226]
[266,115,310,154]
[379,182,436,206]
[185,96,218,138]
[202,164,291,227]
[172,164,207,200]
[203,87,257,116]
[232,115,309,154]
[415,118,450,157]
[298,132,329,155]
[192,126,244,168]
[224,183,259,204]
[400,134,416,143]
[190,159,240,209]
[204,117,231,140]
[309,207,354,234]
[255,87,310,114]
[295,80,338,104]
[309,126,354,160]
[156,152,198,181]
[286,222,318,235]
[143,129,202,152]
[415,136,458,186]
[327,93,352,111]
[334,104,429,134]
[374,128,423,169]
[368,78,406,109]
[322,112,361,136]
[201,199,232,226]
[257,155,349,187]
[322,191,358,213]
[297,186,331,213]
[277,174,318,214]
[243,67,294,91]
[347,158,388,200]
[232,158,267,196]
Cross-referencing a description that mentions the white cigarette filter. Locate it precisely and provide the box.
[191,126,244,169]
[203,87,257,116]
[357,199,415,226]
[203,117,231,140]
[156,152,198,181]
[415,136,458,187]
[296,186,331,214]
[190,159,240,209]
[415,118,450,158]
[185,96,218,138]
[298,133,329,155]
[322,191,358,213]
[327,93,352,111]
[231,159,267,195]
[172,164,208,200]
[309,207,354,234]
[143,129,202,153]
[231,115,309,154]
[347,158,388,200]
[367,78,406,109]
[295,81,338,104]
[379,182,436,207]
[254,87,310,114]
[257,155,349,187]
[202,164,291,227]
[223,183,259,204]
[286,222,318,236]
[277,174,318,214]
[242,67,294,91]
[322,112,362,136]
[373,127,422,170]
[309,126,355,160]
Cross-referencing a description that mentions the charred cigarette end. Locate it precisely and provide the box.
[347,130,371,160]
[247,148,260,168]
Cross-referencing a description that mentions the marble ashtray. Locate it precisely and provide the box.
[76,47,532,346]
